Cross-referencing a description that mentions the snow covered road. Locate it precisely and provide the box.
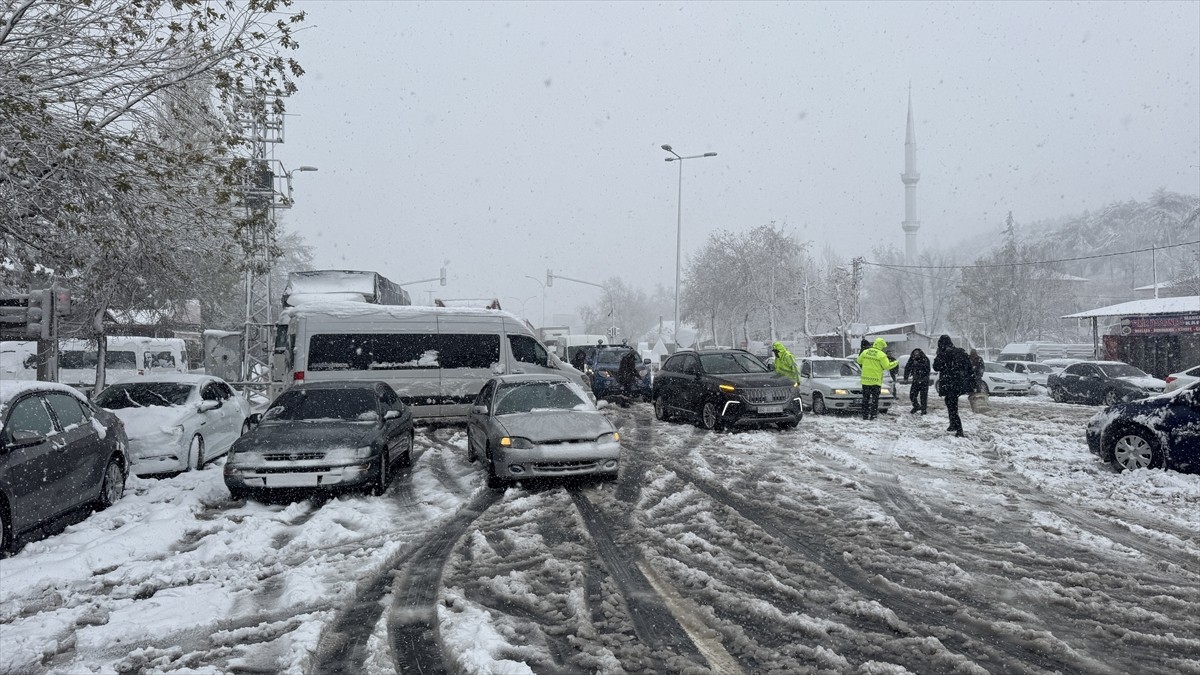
[2,394,1198,673]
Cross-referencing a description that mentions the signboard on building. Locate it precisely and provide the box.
[1118,313,1200,335]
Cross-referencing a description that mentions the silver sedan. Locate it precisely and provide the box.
[466,374,621,488]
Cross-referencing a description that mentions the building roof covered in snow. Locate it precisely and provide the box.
[1063,295,1200,319]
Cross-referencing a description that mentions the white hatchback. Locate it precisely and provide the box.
[94,374,250,475]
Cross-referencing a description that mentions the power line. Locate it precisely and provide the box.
[864,240,1200,270]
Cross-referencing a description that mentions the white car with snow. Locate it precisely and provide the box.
[1001,360,1054,387]
[978,362,1033,396]
[1165,364,1200,393]
[93,374,250,476]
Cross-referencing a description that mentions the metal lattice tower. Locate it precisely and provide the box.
[237,92,285,383]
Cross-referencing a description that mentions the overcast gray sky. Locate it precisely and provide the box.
[276,0,1200,325]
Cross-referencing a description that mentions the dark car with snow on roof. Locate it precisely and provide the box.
[1085,381,1200,473]
[0,381,128,554]
[223,381,414,500]
[1047,360,1166,405]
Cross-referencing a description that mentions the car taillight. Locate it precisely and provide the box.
[293,371,305,382]
[1165,375,1176,383]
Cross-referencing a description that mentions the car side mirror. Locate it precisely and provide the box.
[5,430,46,449]
[384,409,400,420]
[643,358,651,365]
[472,405,488,415]
[247,412,262,425]
[199,400,221,412]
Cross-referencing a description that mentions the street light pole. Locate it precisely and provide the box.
[524,275,545,328]
[662,145,717,350]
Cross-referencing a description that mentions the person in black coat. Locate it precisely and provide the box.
[904,348,931,414]
[969,349,985,393]
[932,335,972,437]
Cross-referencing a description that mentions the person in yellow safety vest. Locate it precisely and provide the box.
[856,337,898,421]
[771,342,800,383]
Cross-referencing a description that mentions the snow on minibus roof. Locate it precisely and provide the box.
[279,300,526,324]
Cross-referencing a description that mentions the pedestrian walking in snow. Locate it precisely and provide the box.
[933,335,974,437]
[856,338,898,420]
[969,349,985,393]
[904,348,931,414]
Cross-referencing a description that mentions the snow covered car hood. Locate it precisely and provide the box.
[498,410,616,443]
[806,376,863,391]
[233,420,379,454]
[1117,376,1167,390]
[110,406,193,441]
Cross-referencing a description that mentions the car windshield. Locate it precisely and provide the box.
[593,348,634,366]
[95,382,194,409]
[983,362,1009,373]
[494,381,588,415]
[1027,364,1053,373]
[1100,363,1150,378]
[808,360,859,377]
[699,352,769,374]
[263,388,379,422]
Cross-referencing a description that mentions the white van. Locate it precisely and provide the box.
[273,302,590,420]
[57,336,189,391]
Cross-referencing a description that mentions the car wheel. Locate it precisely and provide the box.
[96,456,126,510]
[1051,386,1067,403]
[466,429,477,463]
[189,434,205,471]
[401,429,415,466]
[812,393,827,415]
[1103,390,1121,406]
[980,382,990,395]
[699,401,721,430]
[1109,428,1161,471]
[654,395,671,422]
[485,445,506,489]
[371,448,390,496]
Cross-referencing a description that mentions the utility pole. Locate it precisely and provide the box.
[851,256,864,324]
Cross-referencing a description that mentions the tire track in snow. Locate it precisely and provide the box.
[388,488,503,675]
[671,465,1117,675]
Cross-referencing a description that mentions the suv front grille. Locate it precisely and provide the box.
[742,387,791,404]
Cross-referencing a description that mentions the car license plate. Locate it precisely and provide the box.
[758,405,784,414]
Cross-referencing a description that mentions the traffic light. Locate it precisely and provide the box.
[54,288,71,316]
[26,289,51,339]
[546,270,554,287]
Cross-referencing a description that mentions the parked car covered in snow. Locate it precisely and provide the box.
[0,381,128,554]
[1001,360,1054,387]
[978,362,1033,396]
[1165,364,1200,393]
[798,356,896,415]
[94,374,250,476]
[466,374,620,487]
[223,381,414,500]
[1085,381,1200,473]
[1047,361,1166,405]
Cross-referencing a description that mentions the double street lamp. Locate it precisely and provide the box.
[662,145,717,349]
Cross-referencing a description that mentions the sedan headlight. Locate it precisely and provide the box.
[353,445,374,459]
[500,436,535,449]
[597,432,620,444]
[881,388,891,396]
[833,388,849,395]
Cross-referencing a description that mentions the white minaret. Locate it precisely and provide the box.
[901,88,920,265]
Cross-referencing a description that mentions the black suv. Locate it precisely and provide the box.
[652,349,802,430]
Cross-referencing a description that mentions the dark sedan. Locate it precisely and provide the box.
[223,381,414,499]
[652,349,802,430]
[1,381,128,554]
[1047,360,1166,405]
[1086,382,1200,473]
